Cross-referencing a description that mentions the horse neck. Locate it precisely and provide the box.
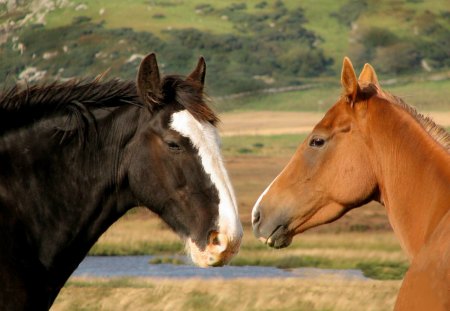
[365,100,450,259]
[0,105,140,286]
[49,106,142,263]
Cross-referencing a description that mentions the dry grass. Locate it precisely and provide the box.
[53,277,401,311]
[218,111,450,137]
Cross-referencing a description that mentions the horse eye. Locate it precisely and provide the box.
[167,141,182,151]
[309,137,326,148]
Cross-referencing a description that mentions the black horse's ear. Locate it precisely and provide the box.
[137,53,162,104]
[187,56,206,89]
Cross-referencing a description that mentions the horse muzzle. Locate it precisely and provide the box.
[252,206,293,249]
[187,231,242,267]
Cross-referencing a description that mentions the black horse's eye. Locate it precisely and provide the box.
[167,141,182,151]
[309,137,326,148]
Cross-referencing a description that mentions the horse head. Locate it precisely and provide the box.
[251,57,380,248]
[129,54,243,266]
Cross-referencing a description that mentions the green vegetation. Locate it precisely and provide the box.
[357,261,409,280]
[231,256,407,280]
[217,78,450,112]
[1,0,449,97]
[66,277,153,289]
[229,229,408,280]
[148,256,185,265]
[89,241,184,256]
[215,84,338,112]
[222,134,305,157]
[1,0,332,95]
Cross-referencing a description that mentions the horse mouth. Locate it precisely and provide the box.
[266,225,292,249]
[186,233,241,267]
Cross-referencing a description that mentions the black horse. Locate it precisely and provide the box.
[0,54,243,310]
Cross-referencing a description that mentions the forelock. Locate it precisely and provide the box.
[161,75,219,126]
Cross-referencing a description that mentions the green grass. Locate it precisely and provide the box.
[45,0,236,36]
[42,0,449,66]
[357,261,409,280]
[385,79,450,111]
[89,241,184,256]
[66,277,153,289]
[231,255,407,280]
[296,0,349,71]
[148,256,186,265]
[230,230,408,280]
[216,78,450,112]
[5,0,450,97]
[222,134,306,157]
[215,83,338,112]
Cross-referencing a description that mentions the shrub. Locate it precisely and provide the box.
[330,0,368,27]
[255,1,267,9]
[372,42,421,74]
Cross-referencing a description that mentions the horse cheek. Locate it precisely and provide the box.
[328,144,376,206]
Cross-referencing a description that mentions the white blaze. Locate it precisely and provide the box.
[252,162,288,223]
[252,179,275,222]
[170,110,242,242]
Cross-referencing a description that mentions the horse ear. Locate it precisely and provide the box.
[137,53,162,103]
[341,57,358,104]
[188,56,206,88]
[358,63,379,87]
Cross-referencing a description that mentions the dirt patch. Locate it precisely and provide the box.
[219,111,450,137]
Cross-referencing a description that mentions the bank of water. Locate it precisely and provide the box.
[73,256,368,280]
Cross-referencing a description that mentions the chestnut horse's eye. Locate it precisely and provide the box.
[309,137,326,148]
[167,141,182,152]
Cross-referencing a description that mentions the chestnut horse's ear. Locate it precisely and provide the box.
[136,53,162,103]
[358,63,379,87]
[187,56,206,89]
[341,57,358,104]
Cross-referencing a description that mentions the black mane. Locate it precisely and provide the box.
[0,75,218,136]
[0,79,138,134]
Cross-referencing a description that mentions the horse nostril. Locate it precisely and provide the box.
[208,231,228,253]
[252,210,261,226]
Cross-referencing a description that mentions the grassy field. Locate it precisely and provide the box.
[44,0,236,36]
[40,0,448,74]
[221,134,306,156]
[53,277,402,311]
[215,76,450,112]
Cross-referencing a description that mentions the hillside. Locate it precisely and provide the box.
[1,0,449,97]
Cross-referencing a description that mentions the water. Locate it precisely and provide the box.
[72,256,368,280]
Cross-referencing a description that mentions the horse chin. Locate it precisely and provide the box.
[266,225,293,249]
[186,234,240,267]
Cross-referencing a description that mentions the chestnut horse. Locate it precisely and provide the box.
[252,57,449,311]
[0,53,242,310]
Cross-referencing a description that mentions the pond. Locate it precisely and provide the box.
[73,256,369,280]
